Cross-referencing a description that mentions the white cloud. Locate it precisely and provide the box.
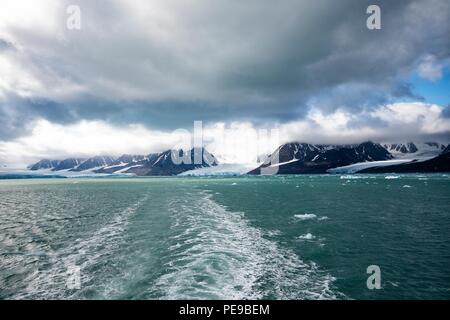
[0,0,61,37]
[417,55,444,81]
[0,120,180,166]
[281,102,450,144]
[370,102,450,134]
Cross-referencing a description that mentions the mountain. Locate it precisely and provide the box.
[442,144,450,154]
[358,151,450,173]
[70,156,116,172]
[383,142,446,159]
[29,148,218,176]
[30,157,111,172]
[383,142,418,154]
[28,159,61,171]
[113,154,147,164]
[51,158,85,171]
[124,148,218,176]
[248,141,393,174]
[94,154,151,174]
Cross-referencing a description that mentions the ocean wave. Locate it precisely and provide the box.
[14,196,149,299]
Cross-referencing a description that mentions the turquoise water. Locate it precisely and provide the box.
[0,174,449,299]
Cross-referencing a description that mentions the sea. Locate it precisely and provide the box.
[0,174,449,299]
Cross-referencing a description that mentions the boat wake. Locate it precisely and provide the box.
[151,191,341,299]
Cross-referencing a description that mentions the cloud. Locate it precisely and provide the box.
[1,102,449,167]
[0,39,14,51]
[417,55,444,81]
[0,0,449,139]
[281,102,450,144]
[0,119,181,166]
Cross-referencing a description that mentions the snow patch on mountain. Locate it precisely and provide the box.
[383,142,446,159]
[328,159,413,174]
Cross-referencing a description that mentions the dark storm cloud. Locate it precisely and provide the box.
[0,0,449,139]
[442,105,450,119]
[0,39,14,51]
[0,92,77,139]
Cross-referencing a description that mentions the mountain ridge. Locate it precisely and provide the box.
[27,141,449,176]
[248,141,394,174]
[358,147,450,173]
[28,148,218,176]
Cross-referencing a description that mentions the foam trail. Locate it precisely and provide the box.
[151,191,341,300]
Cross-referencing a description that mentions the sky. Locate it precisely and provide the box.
[0,0,449,165]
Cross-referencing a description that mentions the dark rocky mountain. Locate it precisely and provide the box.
[94,154,149,174]
[70,156,116,172]
[248,141,393,174]
[383,142,418,154]
[29,148,218,176]
[28,159,61,170]
[113,154,147,164]
[358,151,450,173]
[425,142,446,150]
[383,142,446,158]
[124,148,218,176]
[52,158,85,171]
[442,144,450,154]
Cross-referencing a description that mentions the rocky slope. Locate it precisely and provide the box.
[358,144,450,173]
[248,141,393,174]
[29,148,218,176]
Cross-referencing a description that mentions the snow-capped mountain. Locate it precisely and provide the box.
[329,141,449,173]
[52,158,85,171]
[93,154,150,174]
[28,159,61,171]
[29,157,114,172]
[112,154,147,165]
[70,156,116,172]
[360,149,450,173]
[123,148,218,176]
[249,141,393,174]
[383,142,446,159]
[28,148,218,176]
[25,142,450,176]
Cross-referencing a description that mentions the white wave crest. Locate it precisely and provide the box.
[294,213,317,221]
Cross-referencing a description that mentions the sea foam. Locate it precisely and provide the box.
[298,233,316,240]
